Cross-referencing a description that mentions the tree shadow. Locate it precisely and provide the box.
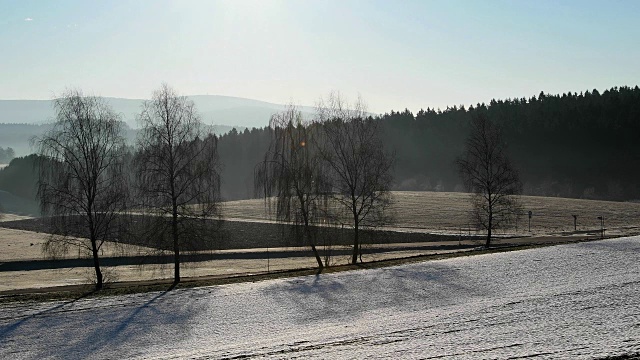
[0,284,206,359]
[574,236,639,252]
[262,261,486,325]
[0,289,96,337]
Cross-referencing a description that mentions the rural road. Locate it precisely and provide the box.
[0,237,639,359]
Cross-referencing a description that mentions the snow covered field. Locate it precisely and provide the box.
[1,237,639,359]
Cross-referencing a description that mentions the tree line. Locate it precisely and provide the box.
[255,94,393,267]
[0,146,15,163]
[4,85,639,202]
[383,85,640,201]
[218,85,640,201]
[32,86,396,289]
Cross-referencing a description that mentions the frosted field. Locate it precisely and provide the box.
[223,191,640,236]
[1,237,639,359]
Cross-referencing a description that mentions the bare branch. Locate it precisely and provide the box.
[36,89,128,289]
[457,114,522,247]
[134,84,221,283]
[314,93,394,264]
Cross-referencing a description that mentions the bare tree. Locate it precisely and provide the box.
[37,89,128,290]
[315,93,394,265]
[456,114,522,247]
[255,105,328,268]
[135,84,220,283]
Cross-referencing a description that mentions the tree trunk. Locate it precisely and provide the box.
[172,203,180,283]
[303,213,323,269]
[351,222,359,265]
[90,237,103,290]
[310,243,323,268]
[486,212,492,248]
[88,210,103,290]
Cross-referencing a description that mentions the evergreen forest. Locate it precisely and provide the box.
[1,85,640,211]
[217,86,640,201]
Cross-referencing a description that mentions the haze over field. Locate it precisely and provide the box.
[0,96,316,129]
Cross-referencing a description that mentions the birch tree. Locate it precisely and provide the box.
[255,105,328,268]
[315,93,394,264]
[457,114,522,247]
[135,84,220,283]
[37,89,128,290]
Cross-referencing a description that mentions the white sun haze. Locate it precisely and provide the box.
[168,0,317,105]
[204,1,379,108]
[1,1,639,113]
[222,0,279,12]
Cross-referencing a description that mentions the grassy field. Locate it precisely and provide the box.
[5,191,640,260]
[223,191,640,237]
[2,191,640,293]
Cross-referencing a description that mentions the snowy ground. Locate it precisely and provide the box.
[0,237,639,359]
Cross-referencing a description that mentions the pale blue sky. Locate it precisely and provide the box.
[1,0,639,113]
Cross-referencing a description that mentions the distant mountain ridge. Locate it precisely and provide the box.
[0,95,316,129]
[0,123,244,157]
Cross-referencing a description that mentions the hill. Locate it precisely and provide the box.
[222,191,640,238]
[0,123,242,157]
[0,95,315,129]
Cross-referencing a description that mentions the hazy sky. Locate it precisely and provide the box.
[2,0,639,113]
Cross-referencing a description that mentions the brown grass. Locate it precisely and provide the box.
[2,191,640,298]
[223,191,640,236]
[0,228,157,262]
